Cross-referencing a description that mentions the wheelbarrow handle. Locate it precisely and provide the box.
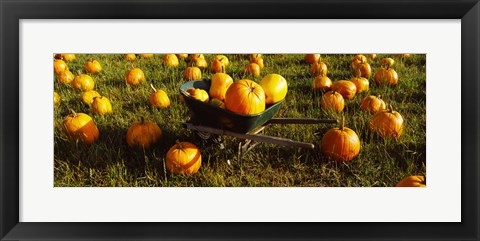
[266,118,338,125]
[183,123,315,149]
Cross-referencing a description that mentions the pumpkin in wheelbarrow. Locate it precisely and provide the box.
[180,79,284,133]
[209,73,233,101]
[260,74,288,104]
[224,79,265,115]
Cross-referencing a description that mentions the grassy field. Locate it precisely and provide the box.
[54,53,426,187]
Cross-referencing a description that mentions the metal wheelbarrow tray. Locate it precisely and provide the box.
[180,79,337,150]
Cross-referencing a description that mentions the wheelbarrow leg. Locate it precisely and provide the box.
[237,126,265,162]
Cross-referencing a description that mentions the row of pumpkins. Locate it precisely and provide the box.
[53,53,424,187]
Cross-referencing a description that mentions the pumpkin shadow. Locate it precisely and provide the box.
[54,123,194,183]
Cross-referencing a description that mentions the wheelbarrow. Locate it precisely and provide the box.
[179,79,337,158]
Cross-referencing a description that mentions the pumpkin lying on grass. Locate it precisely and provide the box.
[321,116,360,162]
[166,141,202,175]
[63,110,99,144]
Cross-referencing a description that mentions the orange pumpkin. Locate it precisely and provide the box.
[259,74,288,104]
[139,54,154,59]
[370,106,404,138]
[310,62,328,77]
[63,111,99,144]
[188,54,205,61]
[57,69,75,84]
[332,80,357,100]
[374,67,398,85]
[243,63,261,77]
[321,117,361,162]
[209,73,233,101]
[124,54,136,61]
[72,74,95,91]
[250,57,264,69]
[149,84,171,108]
[176,54,189,60]
[126,119,162,149]
[360,95,386,114]
[304,54,320,64]
[352,54,367,65]
[249,54,262,63]
[91,96,113,115]
[352,61,371,78]
[350,77,369,93]
[81,90,101,105]
[396,175,426,187]
[84,59,102,74]
[224,79,265,115]
[320,91,344,112]
[214,55,229,66]
[183,67,202,81]
[58,54,76,61]
[312,75,332,92]
[189,88,209,103]
[380,57,395,68]
[54,59,68,74]
[211,59,226,73]
[190,57,208,69]
[365,54,376,60]
[166,142,202,175]
[125,67,146,86]
[163,54,179,67]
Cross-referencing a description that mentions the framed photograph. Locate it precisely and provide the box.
[1,0,478,240]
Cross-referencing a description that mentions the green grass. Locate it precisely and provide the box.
[54,54,426,187]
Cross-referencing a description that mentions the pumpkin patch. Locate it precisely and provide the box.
[53,54,425,187]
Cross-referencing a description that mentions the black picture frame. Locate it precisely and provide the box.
[1,0,478,240]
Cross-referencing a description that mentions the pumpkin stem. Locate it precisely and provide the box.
[340,115,345,130]
[140,117,145,125]
[89,58,93,62]
[221,64,225,73]
[175,140,183,149]
[150,84,157,92]
[77,70,82,75]
[69,108,77,117]
[389,104,394,113]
